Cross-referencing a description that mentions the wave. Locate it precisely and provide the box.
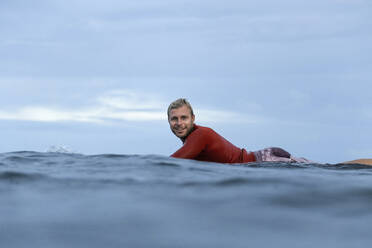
[0,171,46,182]
[45,145,80,154]
[2,151,372,170]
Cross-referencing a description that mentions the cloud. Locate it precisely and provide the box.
[98,90,167,110]
[196,109,262,124]
[0,89,261,124]
[0,107,105,123]
[0,105,165,123]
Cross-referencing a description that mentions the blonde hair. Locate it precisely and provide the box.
[167,98,194,118]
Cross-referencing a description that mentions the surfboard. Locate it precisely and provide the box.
[341,159,372,166]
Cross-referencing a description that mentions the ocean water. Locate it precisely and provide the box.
[1,151,372,248]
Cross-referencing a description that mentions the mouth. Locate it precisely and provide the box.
[174,128,186,135]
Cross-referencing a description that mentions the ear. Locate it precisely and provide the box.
[191,115,195,123]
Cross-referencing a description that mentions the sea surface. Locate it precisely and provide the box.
[1,151,372,248]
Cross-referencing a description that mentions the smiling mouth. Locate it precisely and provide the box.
[175,128,186,134]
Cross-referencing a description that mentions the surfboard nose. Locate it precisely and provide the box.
[341,159,372,166]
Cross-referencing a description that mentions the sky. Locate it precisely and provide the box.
[0,0,371,163]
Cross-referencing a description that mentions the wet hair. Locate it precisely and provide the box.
[167,98,194,118]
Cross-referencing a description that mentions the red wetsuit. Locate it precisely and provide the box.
[171,124,256,163]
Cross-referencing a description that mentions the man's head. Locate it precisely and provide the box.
[168,98,195,141]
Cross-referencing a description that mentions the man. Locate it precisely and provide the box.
[168,98,310,164]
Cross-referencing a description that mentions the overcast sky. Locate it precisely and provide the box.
[1,0,371,163]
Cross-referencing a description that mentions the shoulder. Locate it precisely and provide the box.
[192,124,214,134]
[183,124,208,145]
[190,124,217,139]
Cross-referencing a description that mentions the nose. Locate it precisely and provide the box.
[174,118,183,126]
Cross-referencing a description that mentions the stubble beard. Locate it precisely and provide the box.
[172,123,194,141]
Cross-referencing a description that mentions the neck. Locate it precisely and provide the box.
[181,124,196,143]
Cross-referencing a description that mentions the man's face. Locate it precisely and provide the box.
[168,105,195,140]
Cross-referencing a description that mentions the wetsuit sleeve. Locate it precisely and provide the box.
[171,130,207,159]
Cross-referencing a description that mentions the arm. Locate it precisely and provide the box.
[171,130,206,159]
